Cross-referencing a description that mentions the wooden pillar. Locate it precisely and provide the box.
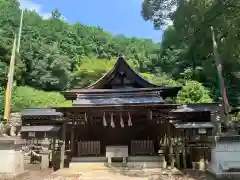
[182,130,187,169]
[52,136,56,171]
[60,123,66,169]
[167,122,175,169]
[175,144,180,169]
[71,122,75,156]
[169,137,174,169]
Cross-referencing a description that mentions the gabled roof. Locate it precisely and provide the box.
[85,56,158,89]
[62,56,182,100]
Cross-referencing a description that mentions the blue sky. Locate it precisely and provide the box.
[19,0,164,42]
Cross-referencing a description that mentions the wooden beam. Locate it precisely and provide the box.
[55,104,178,111]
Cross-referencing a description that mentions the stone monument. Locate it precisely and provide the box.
[207,107,240,180]
[207,134,240,180]
[106,146,128,166]
[0,137,27,179]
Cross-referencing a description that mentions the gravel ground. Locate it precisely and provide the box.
[18,161,53,180]
[41,169,207,180]
[21,159,207,180]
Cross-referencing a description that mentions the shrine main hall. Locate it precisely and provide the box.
[20,56,220,170]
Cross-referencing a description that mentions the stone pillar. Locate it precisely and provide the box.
[10,125,17,136]
[123,157,127,165]
[107,157,112,167]
[40,138,50,170]
[211,112,221,135]
[40,151,49,170]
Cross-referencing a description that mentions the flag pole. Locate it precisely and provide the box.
[3,9,24,122]
[3,35,17,121]
[17,8,24,53]
[210,26,231,131]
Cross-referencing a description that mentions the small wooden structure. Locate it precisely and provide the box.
[20,56,219,170]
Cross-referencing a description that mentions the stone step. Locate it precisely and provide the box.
[128,156,163,162]
[69,161,166,170]
[70,162,108,170]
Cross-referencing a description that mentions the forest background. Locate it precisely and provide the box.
[0,0,239,118]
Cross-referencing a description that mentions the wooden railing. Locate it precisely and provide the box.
[130,140,154,156]
[77,141,101,156]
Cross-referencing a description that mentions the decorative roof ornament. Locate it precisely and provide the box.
[120,112,124,128]
[103,112,107,127]
[110,112,115,128]
[128,112,132,126]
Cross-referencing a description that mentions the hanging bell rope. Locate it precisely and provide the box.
[120,112,124,128]
[110,112,115,128]
[84,112,87,122]
[128,112,132,126]
[103,112,107,127]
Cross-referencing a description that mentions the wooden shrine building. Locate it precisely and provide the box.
[20,56,220,170]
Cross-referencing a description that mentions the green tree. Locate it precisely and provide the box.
[141,0,240,105]
[12,86,71,112]
[23,43,71,91]
[177,80,212,104]
[72,57,116,87]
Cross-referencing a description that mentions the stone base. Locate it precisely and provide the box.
[70,156,166,170]
[0,137,25,175]
[206,169,240,180]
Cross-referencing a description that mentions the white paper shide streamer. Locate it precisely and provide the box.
[120,113,124,128]
[128,112,132,126]
[110,112,115,128]
[103,112,107,127]
[149,110,152,120]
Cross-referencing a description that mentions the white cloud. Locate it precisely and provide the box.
[18,0,51,19]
